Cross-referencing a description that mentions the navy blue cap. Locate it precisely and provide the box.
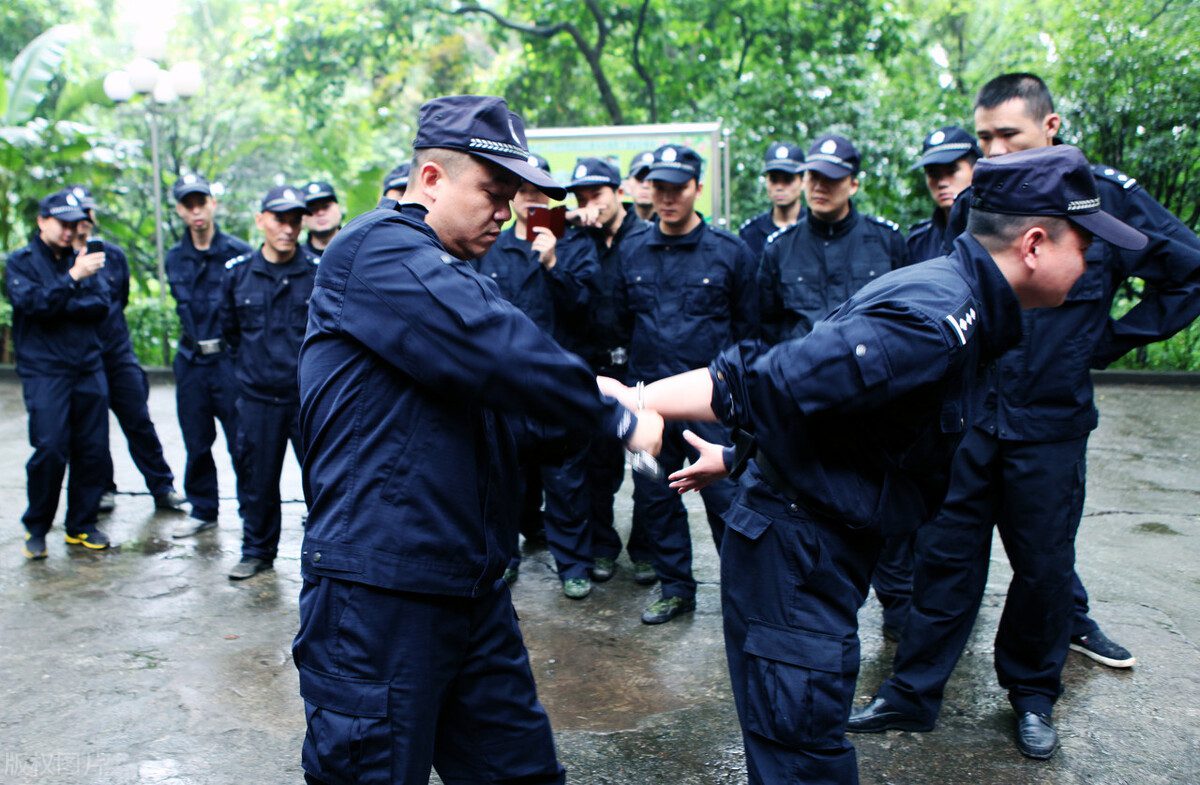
[38,189,88,223]
[260,185,310,214]
[67,184,98,211]
[383,163,410,191]
[528,153,551,174]
[804,134,860,179]
[412,95,566,200]
[303,181,337,205]
[645,144,704,185]
[912,126,983,171]
[763,141,805,175]
[628,150,656,180]
[172,173,212,201]
[566,157,621,190]
[971,145,1146,250]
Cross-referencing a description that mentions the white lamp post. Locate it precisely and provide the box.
[105,53,202,365]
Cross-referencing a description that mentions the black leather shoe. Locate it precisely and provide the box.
[847,697,934,733]
[1015,712,1058,759]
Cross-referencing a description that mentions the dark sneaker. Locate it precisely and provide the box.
[502,567,520,586]
[228,557,273,580]
[1070,628,1136,668]
[1015,711,1058,760]
[98,491,116,513]
[563,577,592,600]
[591,557,617,582]
[172,517,217,539]
[632,561,658,585]
[65,529,111,550]
[23,533,48,560]
[154,490,188,512]
[641,596,695,625]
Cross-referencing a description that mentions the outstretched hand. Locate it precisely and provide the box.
[668,429,730,493]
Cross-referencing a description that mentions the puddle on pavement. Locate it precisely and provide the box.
[1132,521,1182,535]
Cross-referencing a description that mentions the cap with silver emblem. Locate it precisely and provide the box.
[911,126,983,171]
[628,150,656,180]
[566,157,622,191]
[412,95,565,200]
[804,134,860,179]
[38,189,89,222]
[302,181,337,205]
[260,185,311,214]
[970,144,1147,250]
[67,184,99,211]
[762,141,805,175]
[644,144,703,185]
[172,173,213,201]
[383,163,411,192]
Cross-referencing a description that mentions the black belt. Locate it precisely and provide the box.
[180,335,226,355]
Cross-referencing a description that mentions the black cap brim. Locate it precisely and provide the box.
[264,202,311,215]
[911,150,973,171]
[645,167,696,185]
[804,160,856,180]
[763,161,804,175]
[46,207,89,223]
[1069,210,1147,251]
[471,151,566,201]
[174,185,212,201]
[566,176,621,191]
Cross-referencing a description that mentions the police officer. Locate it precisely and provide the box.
[8,189,113,556]
[300,181,342,257]
[382,163,409,200]
[67,185,185,515]
[473,153,600,596]
[850,73,1200,761]
[221,186,318,580]
[292,94,661,785]
[906,126,982,263]
[165,174,253,538]
[617,143,759,624]
[623,150,656,222]
[602,145,1147,784]
[738,141,806,260]
[758,133,908,344]
[563,157,657,585]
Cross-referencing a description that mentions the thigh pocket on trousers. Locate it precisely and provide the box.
[299,665,392,784]
[741,621,847,749]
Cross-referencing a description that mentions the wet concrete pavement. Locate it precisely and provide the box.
[0,377,1197,784]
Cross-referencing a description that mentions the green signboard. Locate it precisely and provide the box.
[525,122,730,227]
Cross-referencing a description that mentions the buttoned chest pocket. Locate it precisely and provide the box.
[683,274,728,317]
[626,274,657,313]
[236,292,267,330]
[850,239,889,291]
[780,275,827,310]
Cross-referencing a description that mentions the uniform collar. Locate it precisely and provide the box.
[32,233,71,263]
[251,247,306,275]
[648,214,706,248]
[953,233,1024,363]
[805,202,858,239]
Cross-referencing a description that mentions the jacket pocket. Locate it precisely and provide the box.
[299,666,392,784]
[683,274,727,317]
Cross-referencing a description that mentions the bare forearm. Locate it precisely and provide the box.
[642,369,718,422]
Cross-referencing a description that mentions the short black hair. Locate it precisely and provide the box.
[967,208,1071,252]
[975,73,1055,121]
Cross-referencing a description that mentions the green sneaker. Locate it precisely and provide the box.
[502,567,520,586]
[632,561,658,585]
[23,532,48,560]
[591,557,616,582]
[562,577,592,600]
[641,596,695,625]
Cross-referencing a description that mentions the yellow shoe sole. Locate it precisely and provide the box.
[64,532,110,550]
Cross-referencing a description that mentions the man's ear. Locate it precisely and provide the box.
[1019,225,1049,273]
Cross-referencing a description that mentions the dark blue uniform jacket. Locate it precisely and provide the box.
[758,204,909,344]
[946,166,1200,442]
[906,209,950,265]
[618,218,759,382]
[165,227,253,362]
[221,248,319,402]
[566,210,651,368]
[95,240,139,364]
[6,235,110,378]
[712,234,1022,539]
[297,203,630,597]
[738,211,780,261]
[471,225,597,347]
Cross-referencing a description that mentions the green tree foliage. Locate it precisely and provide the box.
[1,0,1197,367]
